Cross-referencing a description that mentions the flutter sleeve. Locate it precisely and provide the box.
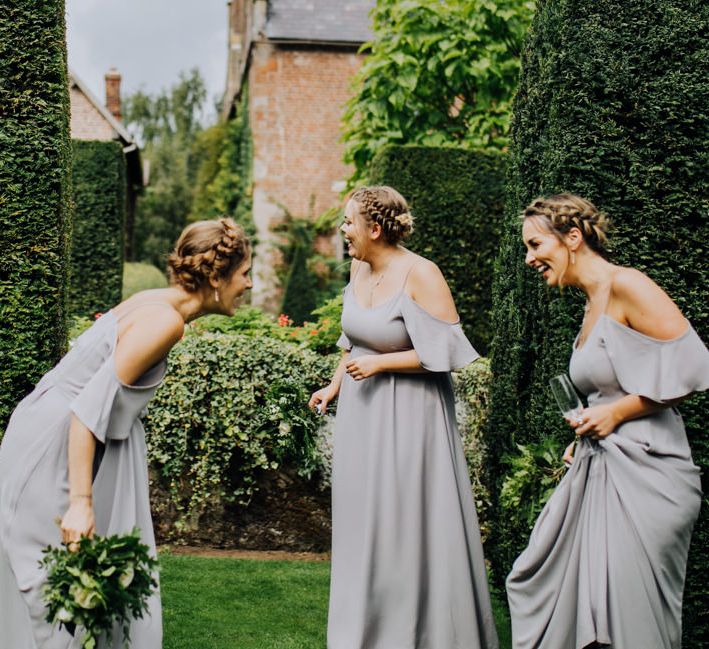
[69,358,161,443]
[602,318,709,402]
[336,284,353,352]
[401,295,479,372]
[336,331,353,352]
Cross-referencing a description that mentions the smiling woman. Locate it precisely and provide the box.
[509,194,709,649]
[0,218,251,649]
[310,186,498,649]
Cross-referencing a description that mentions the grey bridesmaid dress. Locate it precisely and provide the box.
[328,282,499,649]
[507,315,709,649]
[0,306,170,649]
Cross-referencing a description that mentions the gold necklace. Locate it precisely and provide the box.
[369,269,387,306]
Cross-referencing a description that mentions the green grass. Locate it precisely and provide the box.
[122,261,168,299]
[161,554,512,648]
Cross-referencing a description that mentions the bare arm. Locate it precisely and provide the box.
[61,307,184,544]
[309,352,350,414]
[60,416,97,543]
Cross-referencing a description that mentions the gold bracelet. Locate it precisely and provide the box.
[69,494,92,500]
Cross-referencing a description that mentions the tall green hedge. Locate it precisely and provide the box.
[69,140,127,317]
[487,1,708,644]
[369,145,507,354]
[0,1,72,434]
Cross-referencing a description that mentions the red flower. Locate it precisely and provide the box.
[94,312,103,319]
[309,330,318,336]
[278,313,292,327]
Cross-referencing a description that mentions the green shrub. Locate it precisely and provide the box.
[193,296,344,356]
[0,0,72,434]
[453,358,494,542]
[69,140,126,317]
[369,145,507,354]
[122,262,168,299]
[500,439,565,531]
[144,331,338,528]
[486,1,708,641]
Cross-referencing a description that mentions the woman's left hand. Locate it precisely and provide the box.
[570,404,621,439]
[345,355,382,381]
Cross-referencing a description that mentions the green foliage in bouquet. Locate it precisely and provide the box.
[41,528,158,649]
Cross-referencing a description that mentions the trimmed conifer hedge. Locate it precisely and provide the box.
[0,1,72,434]
[486,1,708,643]
[369,145,507,354]
[69,140,127,317]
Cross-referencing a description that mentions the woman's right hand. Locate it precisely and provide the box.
[60,498,95,547]
[308,383,338,415]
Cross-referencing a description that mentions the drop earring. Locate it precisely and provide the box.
[571,251,576,265]
[214,288,220,303]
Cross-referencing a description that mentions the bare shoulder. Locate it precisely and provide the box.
[407,256,458,322]
[610,267,686,339]
[114,305,184,385]
[119,305,184,353]
[408,256,446,289]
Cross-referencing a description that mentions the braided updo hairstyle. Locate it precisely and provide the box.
[522,194,610,258]
[167,217,250,292]
[350,186,414,245]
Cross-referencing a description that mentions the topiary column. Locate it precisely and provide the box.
[69,140,127,317]
[369,145,507,355]
[486,0,708,643]
[0,0,72,434]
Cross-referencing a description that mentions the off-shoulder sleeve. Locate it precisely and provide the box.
[602,318,709,402]
[336,284,353,352]
[401,295,479,372]
[336,331,353,352]
[69,358,159,443]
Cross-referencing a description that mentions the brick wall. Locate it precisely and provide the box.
[69,86,115,141]
[249,43,362,309]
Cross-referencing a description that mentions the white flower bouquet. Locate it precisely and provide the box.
[41,528,158,649]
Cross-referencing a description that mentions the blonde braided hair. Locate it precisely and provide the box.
[167,217,251,292]
[522,194,610,257]
[350,186,414,244]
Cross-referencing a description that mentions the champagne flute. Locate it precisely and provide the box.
[549,374,583,467]
[549,374,583,423]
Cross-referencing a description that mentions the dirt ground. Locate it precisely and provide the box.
[151,467,332,553]
[160,545,329,561]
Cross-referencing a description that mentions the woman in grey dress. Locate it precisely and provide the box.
[309,186,498,649]
[509,194,708,649]
[0,218,251,649]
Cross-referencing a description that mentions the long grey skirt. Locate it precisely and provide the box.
[328,285,499,649]
[507,316,708,649]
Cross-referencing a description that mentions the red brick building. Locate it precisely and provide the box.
[222,0,373,309]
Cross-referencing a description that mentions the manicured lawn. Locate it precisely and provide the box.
[161,553,512,648]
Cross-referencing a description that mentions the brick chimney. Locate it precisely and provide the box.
[105,68,122,121]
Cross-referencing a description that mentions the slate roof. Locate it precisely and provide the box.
[265,0,375,44]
